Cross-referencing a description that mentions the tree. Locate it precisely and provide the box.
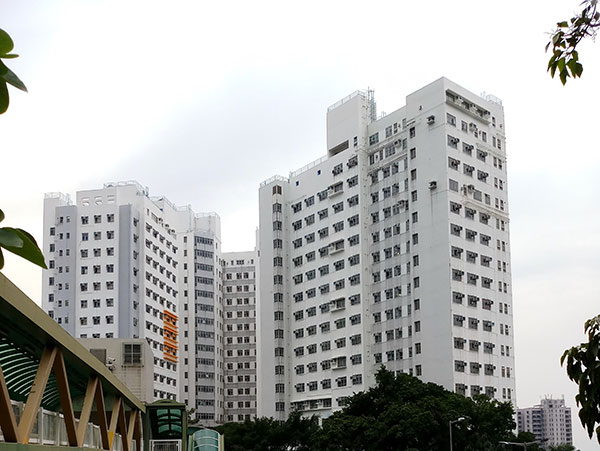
[0,28,27,114]
[499,432,543,451]
[549,445,578,451]
[315,367,516,451]
[0,29,45,271]
[561,315,600,443]
[214,412,319,451]
[546,0,599,84]
[0,209,46,270]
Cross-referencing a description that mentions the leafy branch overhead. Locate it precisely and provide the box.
[561,315,600,443]
[547,0,600,84]
[0,209,47,270]
[0,28,27,114]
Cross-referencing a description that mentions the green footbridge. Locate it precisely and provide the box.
[0,273,223,451]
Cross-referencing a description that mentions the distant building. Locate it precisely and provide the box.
[517,397,573,447]
[80,338,154,403]
[41,182,222,406]
[222,251,258,422]
[42,181,256,426]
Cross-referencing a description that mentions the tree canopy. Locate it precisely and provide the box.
[547,0,599,84]
[562,315,600,443]
[549,444,579,451]
[317,368,515,451]
[214,412,319,451]
[217,368,518,451]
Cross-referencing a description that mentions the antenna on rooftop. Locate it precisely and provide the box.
[367,88,377,122]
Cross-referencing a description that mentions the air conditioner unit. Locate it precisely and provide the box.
[429,181,437,190]
[427,115,435,124]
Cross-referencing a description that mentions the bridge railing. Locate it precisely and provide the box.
[0,400,133,450]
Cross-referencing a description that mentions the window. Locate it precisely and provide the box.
[447,135,459,148]
[369,132,379,145]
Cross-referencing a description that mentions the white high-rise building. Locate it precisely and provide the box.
[517,397,573,447]
[257,77,515,419]
[173,210,223,425]
[222,251,258,422]
[42,182,222,404]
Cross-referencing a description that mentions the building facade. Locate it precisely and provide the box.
[42,182,223,405]
[177,212,224,425]
[517,397,573,447]
[257,78,515,419]
[222,251,258,422]
[80,337,154,403]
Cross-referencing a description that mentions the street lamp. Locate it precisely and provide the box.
[449,417,467,451]
[499,441,538,449]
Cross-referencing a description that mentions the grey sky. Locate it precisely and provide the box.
[1,1,600,448]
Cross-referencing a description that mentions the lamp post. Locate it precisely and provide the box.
[498,441,538,449]
[449,417,466,451]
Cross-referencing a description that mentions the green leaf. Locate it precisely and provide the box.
[0,61,27,92]
[0,248,3,270]
[0,209,4,223]
[557,21,569,27]
[0,53,18,59]
[567,58,578,77]
[560,69,568,85]
[0,29,14,56]
[0,227,24,248]
[0,227,47,269]
[0,80,8,114]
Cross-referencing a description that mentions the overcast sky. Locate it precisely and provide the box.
[1,1,600,449]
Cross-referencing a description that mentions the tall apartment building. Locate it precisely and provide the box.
[222,251,258,422]
[257,78,515,419]
[175,211,224,425]
[517,397,573,447]
[42,182,223,405]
